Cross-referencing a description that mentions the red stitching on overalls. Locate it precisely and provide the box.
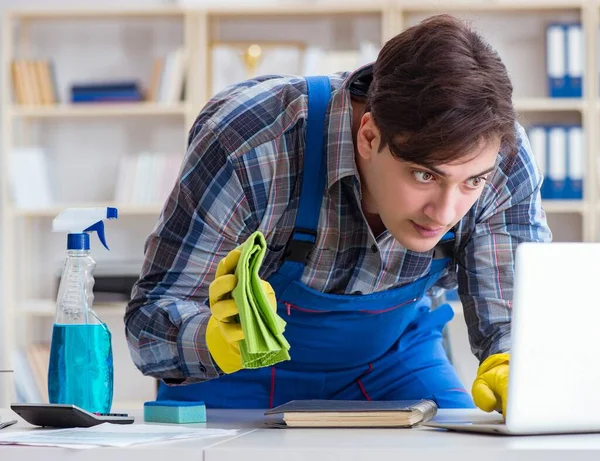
[285,299,418,316]
[356,363,374,401]
[270,367,276,409]
[284,302,331,315]
[447,387,469,393]
[359,297,418,314]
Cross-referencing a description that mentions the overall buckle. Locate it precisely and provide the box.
[432,238,455,260]
[284,228,317,263]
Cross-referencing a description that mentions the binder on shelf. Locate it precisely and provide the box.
[528,124,584,201]
[528,126,550,200]
[546,23,583,98]
[566,24,583,98]
[548,126,567,199]
[546,23,566,98]
[566,126,584,200]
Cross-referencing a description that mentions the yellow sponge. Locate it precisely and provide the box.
[143,400,206,424]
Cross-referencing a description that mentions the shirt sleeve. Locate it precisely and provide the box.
[456,124,552,362]
[124,118,256,384]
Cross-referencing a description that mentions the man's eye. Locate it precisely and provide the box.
[413,170,435,183]
[465,177,486,189]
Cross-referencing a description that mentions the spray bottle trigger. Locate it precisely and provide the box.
[84,221,109,250]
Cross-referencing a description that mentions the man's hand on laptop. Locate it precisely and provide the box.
[472,353,510,416]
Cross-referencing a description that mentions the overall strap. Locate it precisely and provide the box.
[432,230,455,260]
[282,76,331,275]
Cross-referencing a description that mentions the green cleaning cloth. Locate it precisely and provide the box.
[232,231,291,369]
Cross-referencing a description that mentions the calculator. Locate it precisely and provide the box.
[10,403,135,428]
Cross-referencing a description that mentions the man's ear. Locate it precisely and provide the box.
[356,112,380,160]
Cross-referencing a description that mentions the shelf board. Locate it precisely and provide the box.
[400,0,584,12]
[7,1,584,19]
[13,203,163,218]
[542,200,586,214]
[205,3,387,16]
[19,299,127,317]
[8,103,188,118]
[7,4,387,20]
[7,7,186,20]
[514,97,584,112]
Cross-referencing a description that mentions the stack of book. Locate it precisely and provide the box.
[147,48,187,104]
[11,59,57,105]
[70,81,143,103]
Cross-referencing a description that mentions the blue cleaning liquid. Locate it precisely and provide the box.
[48,323,113,414]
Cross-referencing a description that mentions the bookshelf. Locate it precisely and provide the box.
[9,102,189,118]
[14,203,165,218]
[1,1,598,407]
[0,6,200,408]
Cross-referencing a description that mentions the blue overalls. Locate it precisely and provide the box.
[158,77,475,409]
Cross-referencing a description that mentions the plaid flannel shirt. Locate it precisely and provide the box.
[125,65,552,384]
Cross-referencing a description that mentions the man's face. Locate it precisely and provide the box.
[356,113,500,253]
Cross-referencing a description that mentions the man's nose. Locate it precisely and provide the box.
[424,191,456,226]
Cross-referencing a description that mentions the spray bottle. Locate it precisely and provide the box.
[48,207,118,414]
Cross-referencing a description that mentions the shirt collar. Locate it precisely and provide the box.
[325,63,374,190]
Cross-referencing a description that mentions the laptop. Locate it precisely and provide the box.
[425,242,600,435]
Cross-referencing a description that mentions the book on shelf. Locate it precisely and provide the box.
[11,59,58,106]
[10,147,54,210]
[70,81,143,103]
[14,349,41,404]
[264,399,438,428]
[148,48,187,104]
[114,151,183,204]
[13,344,50,404]
[24,344,50,404]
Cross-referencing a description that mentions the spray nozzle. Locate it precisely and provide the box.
[53,207,118,251]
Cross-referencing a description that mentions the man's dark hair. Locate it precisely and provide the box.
[368,14,517,167]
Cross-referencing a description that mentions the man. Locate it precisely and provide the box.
[125,14,551,413]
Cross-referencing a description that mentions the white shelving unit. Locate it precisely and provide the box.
[1,1,597,407]
[0,6,201,408]
[8,102,190,118]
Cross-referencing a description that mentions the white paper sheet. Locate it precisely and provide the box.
[0,423,238,449]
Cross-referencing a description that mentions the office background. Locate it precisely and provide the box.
[0,0,592,408]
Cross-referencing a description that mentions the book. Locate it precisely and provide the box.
[10,147,53,209]
[264,399,438,428]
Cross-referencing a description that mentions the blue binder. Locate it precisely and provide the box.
[546,23,583,98]
[527,126,550,199]
[565,24,583,98]
[565,125,584,200]
[529,124,584,200]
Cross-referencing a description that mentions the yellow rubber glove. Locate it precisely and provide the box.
[205,248,277,374]
[472,353,510,416]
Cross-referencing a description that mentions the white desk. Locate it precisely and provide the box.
[2,408,600,461]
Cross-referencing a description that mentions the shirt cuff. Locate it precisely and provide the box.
[481,330,511,362]
[174,312,222,383]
